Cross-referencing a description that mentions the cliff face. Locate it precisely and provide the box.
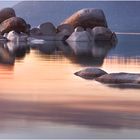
[13,1,140,32]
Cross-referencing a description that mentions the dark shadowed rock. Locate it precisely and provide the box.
[30,28,42,36]
[57,24,74,35]
[92,26,117,41]
[75,67,107,79]
[0,8,16,24]
[0,17,28,34]
[62,8,107,29]
[38,22,56,35]
[96,73,140,84]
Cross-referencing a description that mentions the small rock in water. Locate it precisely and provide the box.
[38,22,56,35]
[92,26,115,41]
[96,73,140,84]
[7,30,28,42]
[74,67,107,79]
[74,26,84,32]
[30,28,42,36]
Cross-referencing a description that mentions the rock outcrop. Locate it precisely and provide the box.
[0,17,29,34]
[0,8,16,23]
[62,8,108,29]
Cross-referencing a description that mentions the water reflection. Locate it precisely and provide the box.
[0,41,30,65]
[0,99,140,130]
[29,40,116,66]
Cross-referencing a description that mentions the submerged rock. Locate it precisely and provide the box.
[38,22,56,35]
[0,8,16,24]
[62,8,108,29]
[92,26,117,41]
[96,73,140,84]
[0,17,28,34]
[75,67,107,79]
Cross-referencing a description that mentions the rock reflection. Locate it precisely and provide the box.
[0,41,30,65]
[0,42,15,65]
[32,40,116,66]
[67,40,116,66]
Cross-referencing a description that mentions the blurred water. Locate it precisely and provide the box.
[0,34,140,138]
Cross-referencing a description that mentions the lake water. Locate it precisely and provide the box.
[0,34,140,139]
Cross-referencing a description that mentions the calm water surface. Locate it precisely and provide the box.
[0,34,140,138]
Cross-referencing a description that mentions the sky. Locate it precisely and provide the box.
[0,1,19,9]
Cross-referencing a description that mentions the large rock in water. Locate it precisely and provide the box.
[92,26,117,42]
[0,17,28,34]
[74,67,107,79]
[96,73,140,84]
[62,8,108,29]
[0,8,16,24]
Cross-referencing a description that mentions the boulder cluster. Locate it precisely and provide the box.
[0,7,117,43]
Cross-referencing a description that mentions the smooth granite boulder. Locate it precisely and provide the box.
[62,8,108,29]
[38,22,56,35]
[92,26,117,41]
[0,17,28,34]
[67,31,91,42]
[75,67,107,79]
[7,30,28,42]
[96,73,140,84]
[0,8,16,24]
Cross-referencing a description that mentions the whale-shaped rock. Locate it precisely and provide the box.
[74,67,107,79]
[96,73,140,84]
[62,8,108,29]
